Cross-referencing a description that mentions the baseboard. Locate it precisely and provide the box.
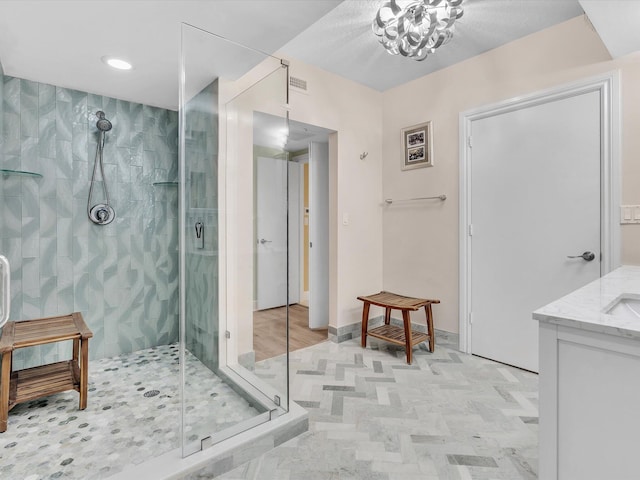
[328,320,363,343]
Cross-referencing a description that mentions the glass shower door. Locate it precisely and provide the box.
[224,62,291,413]
[179,23,289,457]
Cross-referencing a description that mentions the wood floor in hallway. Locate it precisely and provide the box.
[253,304,328,361]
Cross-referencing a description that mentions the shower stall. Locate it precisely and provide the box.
[0,23,297,479]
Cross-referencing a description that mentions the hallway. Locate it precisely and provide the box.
[253,304,328,361]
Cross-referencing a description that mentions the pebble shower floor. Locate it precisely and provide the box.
[0,344,260,479]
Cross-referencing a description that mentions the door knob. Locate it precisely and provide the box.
[567,251,596,261]
[258,238,272,244]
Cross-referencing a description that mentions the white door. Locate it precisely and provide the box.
[309,141,329,329]
[470,90,601,372]
[256,156,300,310]
[256,155,288,310]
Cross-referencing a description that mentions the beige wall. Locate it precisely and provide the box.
[382,16,640,334]
[281,57,385,332]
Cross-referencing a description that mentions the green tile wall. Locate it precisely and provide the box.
[0,74,179,369]
[184,79,219,371]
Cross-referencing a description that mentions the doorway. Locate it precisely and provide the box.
[459,74,620,372]
[253,114,334,361]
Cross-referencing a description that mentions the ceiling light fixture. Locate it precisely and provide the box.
[102,56,133,70]
[372,0,464,61]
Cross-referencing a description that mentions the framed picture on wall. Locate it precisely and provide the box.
[401,121,433,170]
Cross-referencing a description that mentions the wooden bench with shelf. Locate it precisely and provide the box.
[0,312,92,432]
[358,291,439,364]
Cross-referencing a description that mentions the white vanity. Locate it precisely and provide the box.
[534,265,640,480]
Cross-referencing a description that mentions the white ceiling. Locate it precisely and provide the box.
[280,0,584,92]
[0,0,342,110]
[0,0,626,112]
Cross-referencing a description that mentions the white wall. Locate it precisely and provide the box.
[382,16,640,334]
[280,57,385,334]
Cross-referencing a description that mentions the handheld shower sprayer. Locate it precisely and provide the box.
[96,111,113,132]
[88,111,116,225]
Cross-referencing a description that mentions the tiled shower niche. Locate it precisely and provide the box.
[0,74,179,369]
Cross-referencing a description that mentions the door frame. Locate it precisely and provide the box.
[308,141,330,329]
[292,152,309,306]
[458,72,621,354]
[288,158,302,305]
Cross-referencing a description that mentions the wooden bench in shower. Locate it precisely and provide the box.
[0,312,92,432]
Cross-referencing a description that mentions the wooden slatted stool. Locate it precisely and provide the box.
[0,312,92,432]
[358,291,439,364]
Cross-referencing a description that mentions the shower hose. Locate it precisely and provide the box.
[87,129,114,224]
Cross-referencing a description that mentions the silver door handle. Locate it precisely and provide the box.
[0,255,10,328]
[258,238,272,244]
[567,251,596,261]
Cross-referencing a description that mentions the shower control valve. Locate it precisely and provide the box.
[89,204,115,225]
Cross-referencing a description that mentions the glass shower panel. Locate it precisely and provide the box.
[179,23,289,457]
[224,66,290,412]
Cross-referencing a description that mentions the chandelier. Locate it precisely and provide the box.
[372,0,464,61]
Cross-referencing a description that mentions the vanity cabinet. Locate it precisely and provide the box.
[535,265,640,480]
[538,322,640,479]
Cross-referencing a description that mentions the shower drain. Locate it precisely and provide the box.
[143,390,160,398]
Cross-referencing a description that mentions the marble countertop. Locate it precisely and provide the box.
[533,265,640,339]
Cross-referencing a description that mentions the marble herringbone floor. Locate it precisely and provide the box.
[218,332,538,480]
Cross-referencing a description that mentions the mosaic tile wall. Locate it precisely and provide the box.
[184,79,219,371]
[0,73,179,369]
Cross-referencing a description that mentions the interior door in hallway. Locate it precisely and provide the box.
[256,155,300,310]
[470,90,602,372]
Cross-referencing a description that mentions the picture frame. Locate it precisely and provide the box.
[401,121,433,171]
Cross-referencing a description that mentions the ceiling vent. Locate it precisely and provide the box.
[289,76,308,94]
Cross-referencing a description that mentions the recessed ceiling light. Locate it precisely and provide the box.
[102,56,133,70]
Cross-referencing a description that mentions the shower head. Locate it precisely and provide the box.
[95,111,112,132]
